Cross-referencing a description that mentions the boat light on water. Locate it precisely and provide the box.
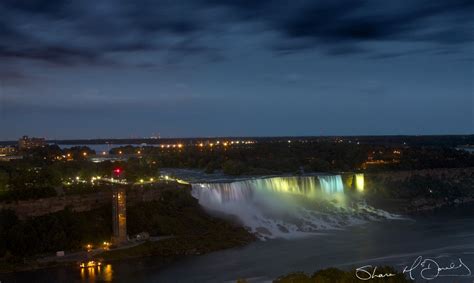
[79,260,102,268]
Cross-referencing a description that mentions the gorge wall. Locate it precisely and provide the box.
[0,183,189,219]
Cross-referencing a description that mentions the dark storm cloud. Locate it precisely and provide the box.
[0,0,472,67]
[0,0,206,66]
[215,0,474,52]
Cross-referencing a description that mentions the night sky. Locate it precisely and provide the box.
[0,0,473,140]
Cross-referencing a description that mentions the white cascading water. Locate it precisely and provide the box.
[192,175,400,239]
[317,175,344,194]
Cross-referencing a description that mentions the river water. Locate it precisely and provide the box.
[3,213,473,283]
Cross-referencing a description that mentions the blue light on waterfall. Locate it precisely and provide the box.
[318,175,344,194]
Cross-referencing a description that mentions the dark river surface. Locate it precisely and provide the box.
[2,209,473,283]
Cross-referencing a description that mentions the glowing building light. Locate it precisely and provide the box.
[177,144,183,148]
[83,152,87,156]
[355,173,365,192]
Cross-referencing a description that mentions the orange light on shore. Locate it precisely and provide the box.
[85,244,93,251]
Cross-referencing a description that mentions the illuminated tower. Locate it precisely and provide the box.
[112,168,127,245]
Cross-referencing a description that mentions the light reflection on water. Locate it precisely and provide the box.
[80,264,113,282]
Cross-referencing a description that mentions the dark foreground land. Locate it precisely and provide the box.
[0,184,254,273]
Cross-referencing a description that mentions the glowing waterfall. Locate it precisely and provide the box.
[317,175,344,194]
[192,175,399,239]
[355,173,364,192]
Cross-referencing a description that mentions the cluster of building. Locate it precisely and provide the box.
[0,136,46,161]
[0,146,16,156]
[18,135,46,150]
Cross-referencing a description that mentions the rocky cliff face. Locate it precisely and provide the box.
[0,183,190,219]
[364,167,474,213]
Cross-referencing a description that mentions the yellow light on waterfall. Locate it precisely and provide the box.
[355,173,364,192]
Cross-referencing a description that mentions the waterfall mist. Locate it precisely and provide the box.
[192,175,400,239]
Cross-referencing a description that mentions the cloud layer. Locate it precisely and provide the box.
[1,0,472,66]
